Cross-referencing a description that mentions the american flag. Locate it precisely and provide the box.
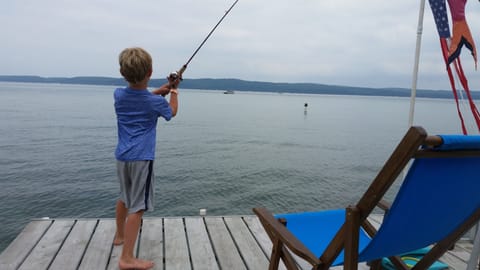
[428,0,480,135]
[429,0,451,38]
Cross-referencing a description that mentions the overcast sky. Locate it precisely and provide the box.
[2,0,480,90]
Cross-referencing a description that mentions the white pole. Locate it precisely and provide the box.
[408,0,426,127]
[467,225,480,270]
[403,0,427,180]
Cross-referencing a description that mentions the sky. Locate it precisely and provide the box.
[2,0,480,90]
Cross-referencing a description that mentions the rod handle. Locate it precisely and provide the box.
[177,65,187,78]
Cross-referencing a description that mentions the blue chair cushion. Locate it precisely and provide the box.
[275,209,372,266]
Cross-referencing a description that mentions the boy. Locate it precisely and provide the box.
[113,47,179,270]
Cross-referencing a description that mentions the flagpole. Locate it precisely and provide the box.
[403,0,427,181]
[408,0,426,127]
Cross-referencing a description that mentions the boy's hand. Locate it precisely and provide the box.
[168,76,181,89]
[167,72,183,89]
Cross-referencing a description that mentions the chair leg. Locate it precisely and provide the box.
[344,206,360,270]
[269,238,282,270]
[264,218,300,270]
[368,257,409,270]
[269,235,300,270]
[280,246,301,270]
[388,256,410,270]
[368,259,382,270]
[254,208,318,270]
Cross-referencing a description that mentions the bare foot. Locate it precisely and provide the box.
[119,258,154,270]
[113,232,124,246]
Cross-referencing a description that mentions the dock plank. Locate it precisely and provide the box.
[449,245,474,263]
[78,219,116,270]
[440,249,468,270]
[49,220,97,270]
[0,220,52,270]
[205,217,247,270]
[106,243,122,270]
[458,241,474,253]
[368,214,383,229]
[139,218,164,270]
[225,216,269,269]
[18,219,75,270]
[185,217,219,270]
[0,215,476,270]
[164,218,191,270]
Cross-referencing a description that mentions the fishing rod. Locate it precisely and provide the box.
[168,0,240,82]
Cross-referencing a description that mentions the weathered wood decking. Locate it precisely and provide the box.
[0,215,476,270]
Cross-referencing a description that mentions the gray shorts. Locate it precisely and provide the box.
[116,160,155,214]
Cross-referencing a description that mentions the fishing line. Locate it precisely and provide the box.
[168,0,240,81]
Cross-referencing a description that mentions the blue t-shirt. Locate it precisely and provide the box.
[114,87,172,161]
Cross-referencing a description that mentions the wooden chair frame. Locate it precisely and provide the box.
[254,126,480,270]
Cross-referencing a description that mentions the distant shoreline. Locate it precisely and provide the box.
[0,75,476,99]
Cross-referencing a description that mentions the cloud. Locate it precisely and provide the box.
[1,0,480,90]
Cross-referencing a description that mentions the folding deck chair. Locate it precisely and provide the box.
[253,126,480,270]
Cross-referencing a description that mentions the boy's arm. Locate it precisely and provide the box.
[152,76,182,96]
[165,77,180,117]
[169,88,178,117]
[151,82,171,96]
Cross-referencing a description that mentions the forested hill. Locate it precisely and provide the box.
[0,75,477,99]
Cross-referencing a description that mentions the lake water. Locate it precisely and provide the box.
[0,82,472,252]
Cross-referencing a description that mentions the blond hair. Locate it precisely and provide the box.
[119,47,152,84]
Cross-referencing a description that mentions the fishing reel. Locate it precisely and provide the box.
[168,71,183,82]
[167,71,183,89]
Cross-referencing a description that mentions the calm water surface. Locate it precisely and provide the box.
[0,82,468,252]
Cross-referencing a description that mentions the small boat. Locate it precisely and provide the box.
[224,90,235,94]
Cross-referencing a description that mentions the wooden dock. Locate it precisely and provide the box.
[0,215,476,270]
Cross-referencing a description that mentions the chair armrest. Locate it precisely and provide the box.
[424,135,443,147]
[253,207,321,266]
